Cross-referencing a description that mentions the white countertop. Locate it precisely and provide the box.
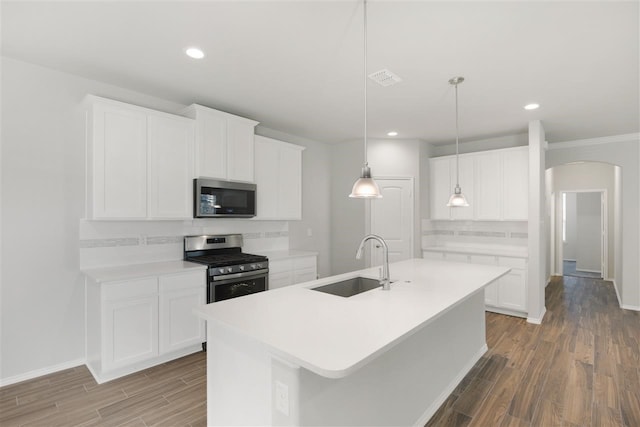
[257,249,319,260]
[84,260,206,283]
[422,244,528,258]
[194,258,509,379]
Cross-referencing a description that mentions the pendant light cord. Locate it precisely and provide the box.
[363,0,368,167]
[454,81,460,187]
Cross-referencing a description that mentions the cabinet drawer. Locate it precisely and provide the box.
[269,271,293,289]
[269,259,293,274]
[294,267,317,284]
[498,257,527,269]
[422,251,444,260]
[159,270,206,292]
[470,255,498,265]
[444,253,469,263]
[103,277,157,301]
[293,256,316,270]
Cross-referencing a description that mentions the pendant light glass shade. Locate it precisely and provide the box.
[447,76,468,208]
[349,165,382,198]
[447,185,469,207]
[349,0,382,199]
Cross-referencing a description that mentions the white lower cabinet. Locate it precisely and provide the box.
[159,271,206,354]
[87,269,206,383]
[268,255,317,289]
[423,250,528,317]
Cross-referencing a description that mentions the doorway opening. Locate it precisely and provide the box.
[560,191,605,279]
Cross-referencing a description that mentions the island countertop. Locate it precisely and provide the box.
[194,258,509,379]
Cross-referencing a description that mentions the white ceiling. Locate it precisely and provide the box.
[2,1,638,145]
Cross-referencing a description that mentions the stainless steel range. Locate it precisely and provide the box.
[184,234,269,303]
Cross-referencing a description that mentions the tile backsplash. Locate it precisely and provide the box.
[80,219,289,269]
[422,219,528,249]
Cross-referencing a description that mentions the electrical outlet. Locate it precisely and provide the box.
[275,381,289,416]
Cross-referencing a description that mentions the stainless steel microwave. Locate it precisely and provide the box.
[194,178,256,218]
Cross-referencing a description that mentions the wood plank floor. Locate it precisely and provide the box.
[427,275,640,427]
[1,275,638,426]
[0,352,206,427]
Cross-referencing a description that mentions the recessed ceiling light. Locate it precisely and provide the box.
[185,47,205,59]
[387,131,398,137]
[524,103,540,110]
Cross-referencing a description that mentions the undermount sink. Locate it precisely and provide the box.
[311,276,382,298]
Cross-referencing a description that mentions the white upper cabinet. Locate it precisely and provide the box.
[86,95,195,220]
[147,115,195,219]
[474,151,502,220]
[88,100,148,219]
[429,146,528,221]
[254,135,305,220]
[429,156,452,220]
[502,148,529,220]
[429,155,474,220]
[451,155,475,220]
[183,104,259,183]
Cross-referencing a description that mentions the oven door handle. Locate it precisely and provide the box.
[212,269,269,282]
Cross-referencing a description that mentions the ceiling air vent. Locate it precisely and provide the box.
[368,69,402,87]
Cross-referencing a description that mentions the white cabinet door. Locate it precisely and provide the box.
[159,271,206,354]
[484,282,499,306]
[502,148,529,220]
[91,102,147,219]
[451,155,475,220]
[192,107,227,179]
[444,253,469,263]
[185,104,259,182]
[429,157,452,220]
[474,152,502,220]
[103,289,159,371]
[147,115,195,219]
[226,119,255,183]
[497,269,527,311]
[254,136,304,220]
[254,138,279,219]
[278,145,303,219]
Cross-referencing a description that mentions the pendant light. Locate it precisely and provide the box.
[446,76,469,207]
[349,0,382,199]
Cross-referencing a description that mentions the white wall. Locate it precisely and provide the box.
[430,133,528,157]
[547,136,639,310]
[563,193,578,260]
[575,192,601,272]
[330,140,366,275]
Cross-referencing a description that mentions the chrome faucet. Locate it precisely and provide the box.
[355,234,391,290]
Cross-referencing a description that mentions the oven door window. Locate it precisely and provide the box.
[212,276,267,302]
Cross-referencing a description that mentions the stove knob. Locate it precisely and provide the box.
[256,263,263,269]
[226,267,234,274]
[218,268,225,274]
[239,265,245,271]
[250,264,257,270]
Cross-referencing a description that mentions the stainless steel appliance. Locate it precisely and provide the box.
[184,234,268,303]
[194,178,256,218]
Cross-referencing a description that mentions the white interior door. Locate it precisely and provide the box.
[369,178,414,268]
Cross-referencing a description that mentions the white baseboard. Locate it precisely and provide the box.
[621,304,640,311]
[413,343,488,426]
[575,268,601,274]
[527,307,547,324]
[563,259,577,262]
[0,358,86,387]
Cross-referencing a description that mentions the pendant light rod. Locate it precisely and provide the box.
[363,0,368,166]
[449,76,464,187]
[348,0,381,198]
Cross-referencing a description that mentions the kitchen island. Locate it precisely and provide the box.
[194,258,509,426]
